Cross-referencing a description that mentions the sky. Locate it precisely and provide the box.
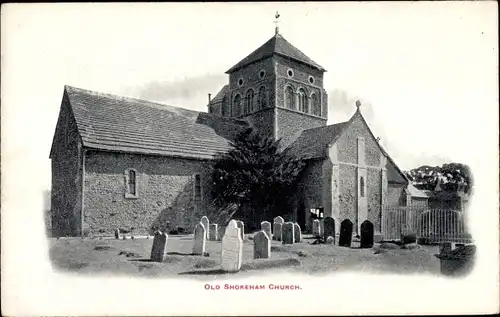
[1,2,498,194]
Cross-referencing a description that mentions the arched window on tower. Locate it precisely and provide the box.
[298,88,308,113]
[245,89,254,115]
[257,86,268,110]
[233,94,242,117]
[285,86,295,109]
[311,93,321,116]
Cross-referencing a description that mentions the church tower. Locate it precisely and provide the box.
[208,17,328,147]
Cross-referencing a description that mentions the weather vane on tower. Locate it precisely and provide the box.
[274,11,280,35]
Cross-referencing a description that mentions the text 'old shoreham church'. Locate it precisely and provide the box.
[50,27,425,238]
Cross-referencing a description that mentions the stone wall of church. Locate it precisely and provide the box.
[387,184,406,207]
[244,108,276,140]
[275,107,327,147]
[339,164,357,226]
[367,168,382,231]
[50,96,83,237]
[82,151,213,237]
[297,160,325,231]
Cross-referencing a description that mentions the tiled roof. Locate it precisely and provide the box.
[64,86,249,160]
[226,33,326,73]
[209,85,229,104]
[284,122,350,160]
[406,184,430,198]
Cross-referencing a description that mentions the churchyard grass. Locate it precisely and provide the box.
[48,234,441,279]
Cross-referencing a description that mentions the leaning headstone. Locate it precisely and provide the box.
[235,220,244,240]
[150,231,168,262]
[312,219,321,238]
[221,220,243,272]
[200,216,210,239]
[253,230,271,259]
[339,219,353,247]
[209,223,218,241]
[319,219,325,238]
[360,220,374,248]
[282,222,295,245]
[261,221,272,240]
[293,223,302,243]
[114,229,120,239]
[326,236,335,244]
[323,217,335,244]
[273,216,284,241]
[192,223,206,255]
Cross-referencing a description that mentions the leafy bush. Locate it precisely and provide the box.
[401,233,417,245]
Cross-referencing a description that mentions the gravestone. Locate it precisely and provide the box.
[261,221,272,240]
[235,220,245,240]
[293,223,302,243]
[221,220,243,272]
[282,222,295,245]
[209,223,218,241]
[150,231,168,262]
[114,229,120,239]
[323,217,335,244]
[200,216,210,239]
[253,230,271,259]
[273,223,283,241]
[192,223,206,255]
[273,216,284,241]
[320,220,325,238]
[360,220,374,248]
[339,219,353,247]
[312,219,321,238]
[326,236,335,244]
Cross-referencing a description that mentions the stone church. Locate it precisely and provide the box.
[50,27,417,238]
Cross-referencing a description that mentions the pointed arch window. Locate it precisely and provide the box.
[233,94,242,117]
[257,86,268,110]
[311,93,321,116]
[245,89,254,114]
[298,88,308,113]
[125,169,138,199]
[359,176,365,197]
[285,86,295,109]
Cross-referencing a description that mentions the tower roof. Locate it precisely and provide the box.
[225,33,326,74]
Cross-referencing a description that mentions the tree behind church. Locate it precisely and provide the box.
[211,128,306,230]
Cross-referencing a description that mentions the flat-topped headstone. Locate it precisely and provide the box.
[323,217,335,244]
[150,231,168,262]
[209,223,218,241]
[261,221,272,240]
[282,222,295,245]
[273,223,283,241]
[339,219,353,247]
[293,223,302,243]
[319,219,325,238]
[312,219,321,238]
[253,230,271,259]
[200,216,210,239]
[360,220,374,248]
[192,223,206,255]
[235,220,244,240]
[114,229,120,239]
[221,220,243,272]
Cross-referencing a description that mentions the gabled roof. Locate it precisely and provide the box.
[54,86,249,160]
[284,121,350,159]
[284,108,409,184]
[226,33,326,73]
[405,184,430,198]
[209,85,229,104]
